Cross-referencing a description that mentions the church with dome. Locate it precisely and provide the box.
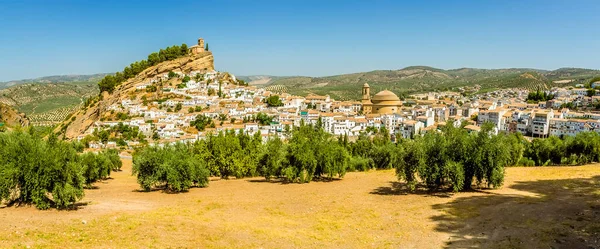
[361,83,402,114]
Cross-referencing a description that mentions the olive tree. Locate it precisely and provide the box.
[0,131,84,209]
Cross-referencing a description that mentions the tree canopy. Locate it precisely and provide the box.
[526,89,554,103]
[265,95,284,107]
[190,115,214,131]
[98,44,189,93]
[0,130,122,209]
[132,143,209,192]
[396,122,518,191]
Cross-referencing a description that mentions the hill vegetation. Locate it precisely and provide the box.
[0,103,29,128]
[0,73,109,89]
[0,82,98,126]
[98,44,189,93]
[58,48,214,139]
[251,67,600,100]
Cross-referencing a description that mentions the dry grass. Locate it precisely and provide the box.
[1,161,599,248]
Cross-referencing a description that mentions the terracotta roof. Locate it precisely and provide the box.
[464,125,480,131]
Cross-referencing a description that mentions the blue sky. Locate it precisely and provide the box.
[0,0,598,81]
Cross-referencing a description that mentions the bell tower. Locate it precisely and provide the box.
[362,83,371,102]
[361,83,372,114]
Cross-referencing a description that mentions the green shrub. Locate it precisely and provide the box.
[132,143,209,192]
[516,157,536,167]
[349,156,372,172]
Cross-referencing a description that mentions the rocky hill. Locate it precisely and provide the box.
[253,67,600,100]
[0,103,29,127]
[57,51,214,139]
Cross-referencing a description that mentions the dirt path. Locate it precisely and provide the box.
[1,161,599,248]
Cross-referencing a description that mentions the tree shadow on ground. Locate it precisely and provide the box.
[0,200,90,211]
[63,201,91,211]
[431,176,600,248]
[370,181,491,198]
[247,178,288,184]
[131,186,200,194]
[247,177,342,184]
[85,178,115,190]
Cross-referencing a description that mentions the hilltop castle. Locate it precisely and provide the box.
[189,38,205,55]
[361,83,402,114]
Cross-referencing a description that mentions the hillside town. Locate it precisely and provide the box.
[80,67,600,149]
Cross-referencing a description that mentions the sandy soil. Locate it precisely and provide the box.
[1,160,599,248]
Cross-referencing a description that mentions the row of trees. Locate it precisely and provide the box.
[132,121,518,191]
[0,131,122,209]
[135,121,600,193]
[521,132,600,166]
[98,44,189,93]
[131,123,349,191]
[6,121,600,207]
[526,89,554,103]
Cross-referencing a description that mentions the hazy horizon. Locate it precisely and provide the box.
[4,65,600,83]
[1,0,599,81]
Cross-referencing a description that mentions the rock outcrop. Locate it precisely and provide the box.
[0,103,29,127]
[58,51,214,139]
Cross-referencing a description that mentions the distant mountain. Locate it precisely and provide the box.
[0,73,111,89]
[257,67,600,100]
[237,75,284,86]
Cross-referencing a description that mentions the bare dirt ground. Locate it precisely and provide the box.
[1,160,599,248]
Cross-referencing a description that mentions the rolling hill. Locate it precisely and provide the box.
[0,82,98,126]
[246,67,600,100]
[0,73,110,89]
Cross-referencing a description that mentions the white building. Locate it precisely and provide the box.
[531,110,554,137]
[477,109,508,131]
[399,120,424,139]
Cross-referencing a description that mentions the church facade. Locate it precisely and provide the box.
[361,83,402,114]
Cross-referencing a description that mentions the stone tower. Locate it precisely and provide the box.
[361,83,372,114]
[190,38,206,55]
[362,83,371,103]
[198,38,205,52]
